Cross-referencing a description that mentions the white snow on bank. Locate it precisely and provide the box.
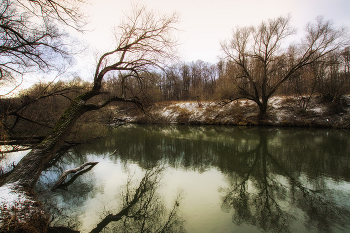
[136,95,350,125]
[0,182,37,224]
[162,107,179,118]
[269,97,284,109]
[157,101,236,123]
[310,107,325,114]
[238,99,256,107]
[176,102,207,121]
[157,102,217,122]
[176,102,200,111]
[0,149,29,174]
[0,183,28,209]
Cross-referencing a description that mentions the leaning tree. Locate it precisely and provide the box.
[221,15,348,121]
[1,6,179,191]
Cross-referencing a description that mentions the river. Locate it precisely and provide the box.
[36,125,350,233]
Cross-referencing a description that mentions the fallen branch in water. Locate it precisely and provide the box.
[51,162,98,190]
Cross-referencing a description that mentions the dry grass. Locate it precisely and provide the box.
[0,201,50,233]
[177,108,191,124]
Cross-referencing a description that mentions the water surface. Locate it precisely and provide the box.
[37,125,350,232]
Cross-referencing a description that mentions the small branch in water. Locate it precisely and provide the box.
[51,162,98,190]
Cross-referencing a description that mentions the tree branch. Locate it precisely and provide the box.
[51,162,98,190]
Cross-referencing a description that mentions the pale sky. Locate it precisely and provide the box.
[2,0,350,94]
[68,0,350,79]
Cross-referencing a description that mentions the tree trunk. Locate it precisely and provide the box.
[1,95,90,191]
[257,100,268,122]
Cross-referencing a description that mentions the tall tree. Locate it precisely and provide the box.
[221,16,348,121]
[1,6,178,190]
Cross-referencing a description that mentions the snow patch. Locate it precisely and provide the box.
[0,183,29,210]
[239,100,255,106]
[159,107,179,122]
[274,110,290,123]
[0,182,40,225]
[310,107,324,114]
[0,149,29,174]
[175,102,208,122]
[269,97,284,109]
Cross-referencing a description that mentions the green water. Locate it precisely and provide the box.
[37,125,350,233]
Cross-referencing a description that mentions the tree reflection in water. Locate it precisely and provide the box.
[219,130,350,233]
[39,162,185,233]
[38,125,350,232]
[37,149,99,231]
[90,166,185,233]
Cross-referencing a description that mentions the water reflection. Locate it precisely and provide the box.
[37,151,100,230]
[37,125,350,232]
[219,129,350,232]
[90,166,185,233]
[39,163,185,232]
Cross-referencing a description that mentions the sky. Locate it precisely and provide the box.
[84,0,350,59]
[68,0,350,79]
[2,0,350,94]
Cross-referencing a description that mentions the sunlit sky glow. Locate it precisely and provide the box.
[70,0,350,78]
[83,0,350,59]
[2,0,350,94]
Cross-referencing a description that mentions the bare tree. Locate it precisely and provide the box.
[0,0,76,84]
[221,15,348,121]
[1,6,178,191]
[0,0,84,91]
[16,0,85,29]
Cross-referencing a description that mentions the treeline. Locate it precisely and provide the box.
[100,60,218,103]
[1,48,349,141]
[102,47,350,103]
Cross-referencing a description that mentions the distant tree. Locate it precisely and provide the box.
[106,71,163,105]
[188,60,217,101]
[215,60,240,100]
[316,50,350,102]
[161,60,218,101]
[180,63,190,100]
[221,15,348,121]
[163,64,182,100]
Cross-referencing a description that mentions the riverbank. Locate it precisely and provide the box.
[0,183,49,232]
[112,95,350,128]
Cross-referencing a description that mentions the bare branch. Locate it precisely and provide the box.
[221,15,348,120]
[51,162,98,190]
[0,0,79,88]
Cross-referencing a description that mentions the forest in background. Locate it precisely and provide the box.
[1,47,350,144]
[0,0,349,145]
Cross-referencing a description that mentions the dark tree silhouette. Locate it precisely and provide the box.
[221,16,348,121]
[1,6,178,192]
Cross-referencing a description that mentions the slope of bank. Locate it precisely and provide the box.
[112,95,350,128]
